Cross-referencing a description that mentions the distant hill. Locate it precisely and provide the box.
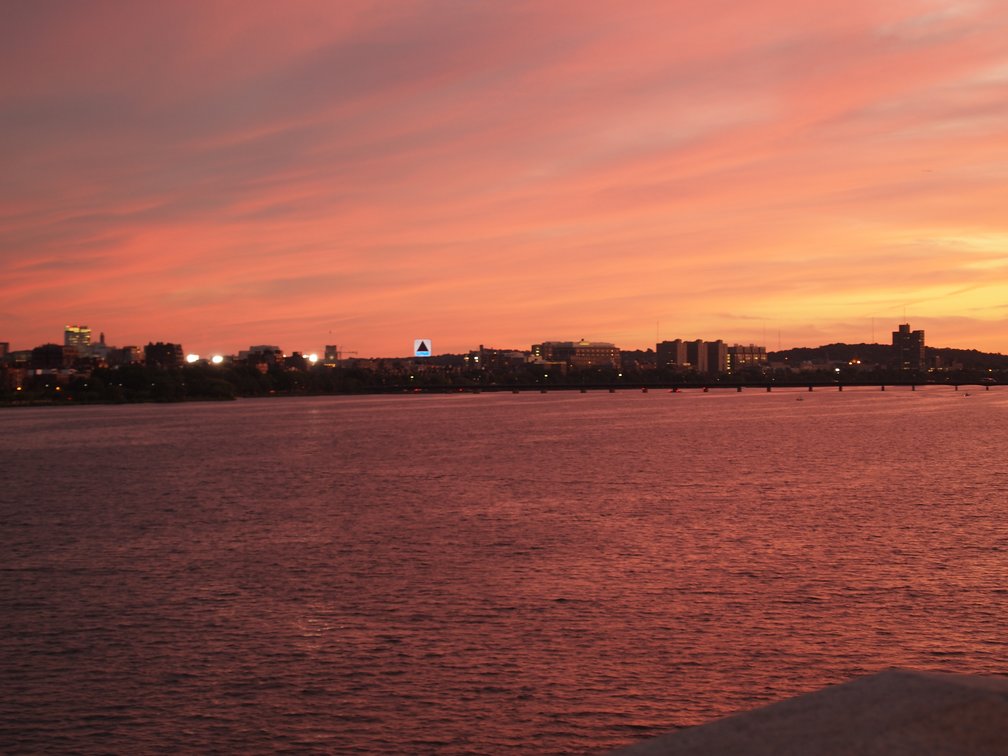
[768,343,1008,369]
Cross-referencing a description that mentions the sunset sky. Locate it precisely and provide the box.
[3,0,1007,356]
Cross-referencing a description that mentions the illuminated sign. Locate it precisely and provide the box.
[413,339,431,357]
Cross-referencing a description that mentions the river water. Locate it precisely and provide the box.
[2,388,1006,754]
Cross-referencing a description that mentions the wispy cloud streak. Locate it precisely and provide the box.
[1,0,1006,353]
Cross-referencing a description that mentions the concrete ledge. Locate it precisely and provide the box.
[612,669,1008,756]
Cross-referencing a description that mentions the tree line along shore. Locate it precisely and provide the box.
[3,353,1003,405]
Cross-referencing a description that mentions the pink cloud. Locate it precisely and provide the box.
[2,1,1007,355]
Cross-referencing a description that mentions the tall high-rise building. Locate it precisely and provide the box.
[685,339,707,373]
[659,338,730,373]
[64,324,91,354]
[892,323,925,370]
[706,340,728,373]
[656,339,687,369]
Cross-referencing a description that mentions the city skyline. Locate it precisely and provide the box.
[3,2,1007,356]
[8,317,1006,362]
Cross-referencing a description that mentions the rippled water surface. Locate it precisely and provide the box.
[2,388,1007,754]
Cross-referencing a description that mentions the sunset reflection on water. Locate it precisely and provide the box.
[1,389,1005,754]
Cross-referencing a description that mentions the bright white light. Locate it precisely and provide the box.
[308,353,318,364]
[211,355,224,365]
[835,367,841,373]
[186,353,200,363]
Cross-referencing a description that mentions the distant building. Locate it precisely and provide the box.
[532,340,620,369]
[892,323,925,370]
[109,346,142,366]
[727,344,768,372]
[64,325,91,355]
[706,340,728,374]
[6,350,32,367]
[144,342,184,369]
[658,338,728,373]
[31,343,70,370]
[2,365,25,391]
[284,352,308,370]
[240,345,283,365]
[656,339,688,369]
[323,345,358,365]
[90,332,111,361]
[685,340,707,373]
[465,345,529,370]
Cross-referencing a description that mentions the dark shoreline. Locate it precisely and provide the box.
[2,380,998,408]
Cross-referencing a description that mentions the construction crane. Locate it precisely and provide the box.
[325,344,358,364]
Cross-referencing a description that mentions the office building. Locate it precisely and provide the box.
[706,340,728,374]
[109,346,142,366]
[658,338,728,373]
[466,345,528,370]
[144,342,184,369]
[31,343,71,370]
[533,340,621,369]
[685,339,707,373]
[240,345,283,365]
[892,323,925,370]
[64,325,91,355]
[656,339,688,369]
[727,344,768,372]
